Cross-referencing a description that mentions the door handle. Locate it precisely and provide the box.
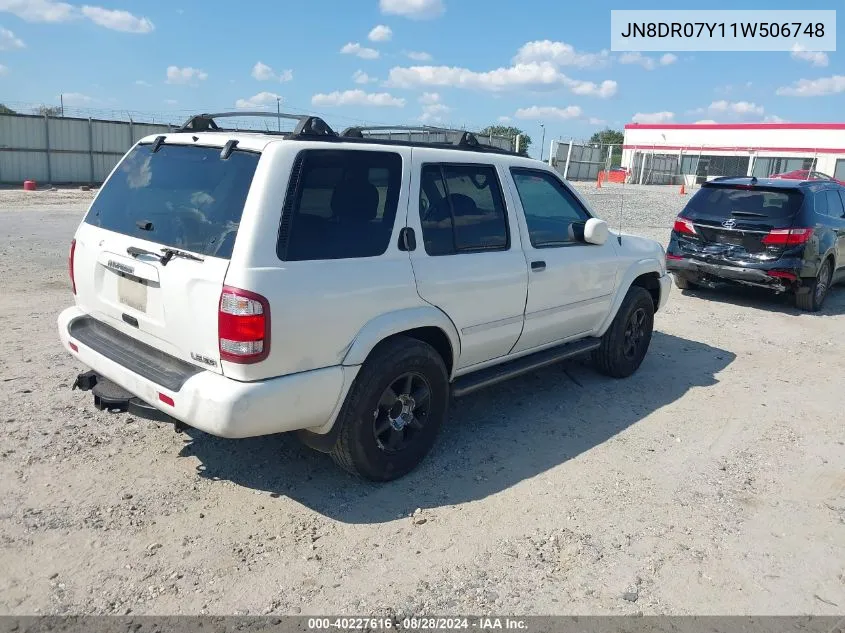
[531,260,546,272]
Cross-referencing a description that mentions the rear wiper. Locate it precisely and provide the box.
[731,211,767,217]
[160,247,204,266]
[127,246,204,266]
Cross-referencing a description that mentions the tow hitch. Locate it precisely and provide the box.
[70,371,183,428]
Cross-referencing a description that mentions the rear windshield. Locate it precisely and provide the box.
[685,186,804,220]
[85,143,259,259]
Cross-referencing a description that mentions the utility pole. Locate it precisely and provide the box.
[277,97,281,132]
[60,93,64,117]
[539,123,546,162]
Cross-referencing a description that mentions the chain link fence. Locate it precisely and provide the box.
[549,140,622,181]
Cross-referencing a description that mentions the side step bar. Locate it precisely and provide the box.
[452,338,600,398]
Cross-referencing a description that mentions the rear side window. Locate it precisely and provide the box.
[85,144,259,259]
[825,189,845,218]
[278,150,402,261]
[419,163,509,256]
[685,186,804,220]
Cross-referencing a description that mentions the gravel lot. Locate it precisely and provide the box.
[1,184,843,616]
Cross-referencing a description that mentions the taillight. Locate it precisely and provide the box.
[69,239,77,295]
[767,270,798,281]
[761,228,813,246]
[673,217,696,235]
[218,286,270,364]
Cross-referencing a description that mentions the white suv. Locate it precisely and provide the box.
[59,112,671,481]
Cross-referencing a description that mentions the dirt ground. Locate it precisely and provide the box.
[1,185,843,616]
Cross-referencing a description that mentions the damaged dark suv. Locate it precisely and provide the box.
[666,177,845,311]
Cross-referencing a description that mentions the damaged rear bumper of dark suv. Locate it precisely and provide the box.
[665,254,807,292]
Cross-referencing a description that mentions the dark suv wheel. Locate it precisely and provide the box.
[330,336,449,481]
[796,258,833,312]
[592,286,655,378]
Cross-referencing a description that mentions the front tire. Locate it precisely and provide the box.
[795,258,833,312]
[593,286,655,378]
[330,337,449,481]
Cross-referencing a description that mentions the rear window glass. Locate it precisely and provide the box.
[686,186,804,219]
[278,150,402,261]
[85,143,259,259]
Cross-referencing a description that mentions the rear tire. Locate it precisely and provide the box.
[795,258,833,312]
[330,337,449,482]
[593,286,655,379]
[672,273,698,290]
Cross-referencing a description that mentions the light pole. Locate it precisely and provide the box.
[276,97,281,132]
[539,123,546,162]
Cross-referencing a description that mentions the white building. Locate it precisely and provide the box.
[621,122,845,185]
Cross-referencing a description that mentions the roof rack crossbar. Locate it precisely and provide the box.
[178,111,337,137]
[340,125,517,155]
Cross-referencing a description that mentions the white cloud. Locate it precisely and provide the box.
[708,100,764,115]
[251,61,293,82]
[497,115,512,123]
[405,50,433,62]
[515,105,582,120]
[588,117,606,125]
[387,62,616,97]
[368,24,392,42]
[0,63,8,76]
[235,91,282,109]
[380,0,444,20]
[694,119,717,124]
[790,44,829,67]
[419,102,449,123]
[135,79,152,87]
[0,0,75,22]
[61,92,94,105]
[631,111,674,124]
[0,26,24,49]
[311,89,405,107]
[0,0,154,32]
[513,40,610,68]
[79,6,153,33]
[166,66,208,85]
[340,42,380,60]
[419,91,440,104]
[764,115,787,123]
[776,75,845,97]
[352,70,377,84]
[619,51,676,70]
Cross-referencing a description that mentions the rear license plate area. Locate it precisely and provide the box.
[117,275,148,312]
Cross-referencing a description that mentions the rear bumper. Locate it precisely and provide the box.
[666,256,804,289]
[58,307,354,438]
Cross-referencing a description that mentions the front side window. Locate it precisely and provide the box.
[278,150,402,261]
[510,168,590,247]
[419,163,509,256]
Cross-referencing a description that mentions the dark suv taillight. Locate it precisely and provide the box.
[673,216,696,235]
[218,286,270,364]
[761,228,813,246]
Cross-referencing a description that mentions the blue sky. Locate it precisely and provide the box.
[0,0,842,156]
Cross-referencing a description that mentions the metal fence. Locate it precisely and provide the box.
[0,113,173,185]
[549,140,621,181]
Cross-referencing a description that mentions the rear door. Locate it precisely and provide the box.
[405,150,528,370]
[678,185,805,263]
[73,141,260,374]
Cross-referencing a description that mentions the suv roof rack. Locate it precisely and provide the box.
[178,111,337,138]
[340,124,518,155]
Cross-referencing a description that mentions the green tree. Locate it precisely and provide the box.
[589,129,624,166]
[34,105,62,116]
[479,125,532,156]
[0,103,16,115]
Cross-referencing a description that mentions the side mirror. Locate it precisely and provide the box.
[584,218,609,245]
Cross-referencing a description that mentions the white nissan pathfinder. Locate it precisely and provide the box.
[59,112,671,481]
